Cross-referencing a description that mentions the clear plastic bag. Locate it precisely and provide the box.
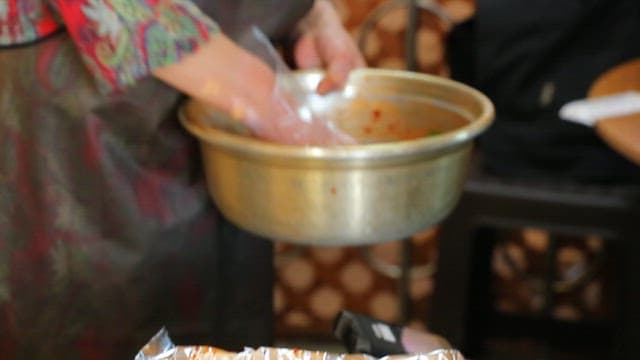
[221,27,355,145]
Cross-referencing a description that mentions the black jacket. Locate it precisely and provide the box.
[450,0,640,182]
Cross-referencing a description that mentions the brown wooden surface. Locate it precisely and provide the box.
[588,59,640,166]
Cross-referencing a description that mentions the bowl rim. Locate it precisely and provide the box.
[179,68,494,161]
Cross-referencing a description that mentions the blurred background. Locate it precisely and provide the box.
[272,1,620,359]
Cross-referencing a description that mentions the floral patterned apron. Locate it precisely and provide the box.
[0,0,311,357]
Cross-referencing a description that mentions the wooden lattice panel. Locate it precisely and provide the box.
[274,229,440,338]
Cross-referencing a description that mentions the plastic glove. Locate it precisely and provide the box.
[234,27,355,145]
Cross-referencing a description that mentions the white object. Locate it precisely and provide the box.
[371,323,397,343]
[559,91,640,127]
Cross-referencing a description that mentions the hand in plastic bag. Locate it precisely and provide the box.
[152,5,362,145]
[243,84,355,146]
[234,27,356,146]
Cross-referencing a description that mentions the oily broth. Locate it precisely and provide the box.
[325,94,471,144]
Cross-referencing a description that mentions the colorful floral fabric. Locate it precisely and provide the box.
[0,0,306,358]
[0,0,219,91]
[0,0,61,45]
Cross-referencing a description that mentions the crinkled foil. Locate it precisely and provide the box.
[136,329,465,360]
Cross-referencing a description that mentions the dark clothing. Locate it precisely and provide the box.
[201,0,313,43]
[0,1,311,358]
[450,0,640,183]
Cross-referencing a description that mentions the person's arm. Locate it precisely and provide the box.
[152,0,365,145]
[154,0,365,105]
[152,33,277,127]
[54,0,363,144]
[152,32,334,145]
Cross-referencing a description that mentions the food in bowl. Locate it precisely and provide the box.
[180,69,493,246]
[326,94,470,143]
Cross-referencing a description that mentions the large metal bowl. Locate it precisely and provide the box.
[180,68,494,246]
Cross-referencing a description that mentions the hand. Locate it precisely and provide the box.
[242,79,356,146]
[154,32,353,145]
[293,0,366,94]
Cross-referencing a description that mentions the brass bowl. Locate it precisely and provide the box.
[180,69,494,245]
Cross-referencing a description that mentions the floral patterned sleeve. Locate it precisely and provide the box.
[51,0,220,92]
